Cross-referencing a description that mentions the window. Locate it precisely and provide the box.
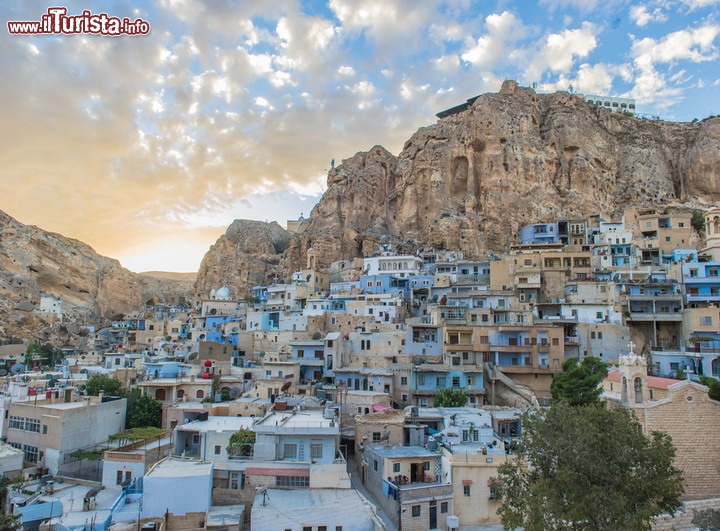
[196,389,205,399]
[423,461,430,471]
[310,442,323,460]
[670,362,680,371]
[23,444,40,464]
[214,445,221,455]
[8,416,24,430]
[283,444,297,459]
[441,501,449,513]
[318,526,327,531]
[401,376,408,385]
[336,527,343,531]
[591,332,596,339]
[393,463,400,473]
[464,484,471,496]
[373,459,378,471]
[598,332,603,339]
[412,505,421,517]
[277,476,309,487]
[701,316,713,326]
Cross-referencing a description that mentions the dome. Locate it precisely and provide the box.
[215,286,232,299]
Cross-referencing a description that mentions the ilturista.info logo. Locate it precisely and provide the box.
[8,7,150,36]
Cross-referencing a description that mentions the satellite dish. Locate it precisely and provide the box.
[11,363,25,375]
[188,352,199,361]
[165,336,172,342]
[199,334,205,340]
[229,387,241,399]
[0,368,8,376]
[380,431,391,442]
[48,379,58,388]
[281,381,292,393]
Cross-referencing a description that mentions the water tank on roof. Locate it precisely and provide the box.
[446,515,460,530]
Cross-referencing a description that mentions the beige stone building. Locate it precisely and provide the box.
[604,346,720,500]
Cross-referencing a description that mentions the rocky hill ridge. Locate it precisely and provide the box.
[199,82,720,297]
[0,210,192,343]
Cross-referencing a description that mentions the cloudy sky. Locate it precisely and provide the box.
[2,1,719,272]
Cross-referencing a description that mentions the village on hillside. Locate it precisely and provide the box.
[2,204,720,530]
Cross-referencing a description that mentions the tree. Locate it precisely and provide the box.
[0,514,21,530]
[692,210,706,232]
[434,387,468,407]
[497,403,684,531]
[85,374,123,396]
[125,388,162,429]
[693,508,720,530]
[550,356,608,406]
[700,376,720,401]
[227,428,256,458]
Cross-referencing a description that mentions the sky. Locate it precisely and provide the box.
[1,1,719,273]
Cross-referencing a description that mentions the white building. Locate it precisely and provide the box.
[251,488,385,531]
[142,456,213,518]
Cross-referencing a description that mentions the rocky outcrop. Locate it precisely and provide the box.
[0,210,192,342]
[282,81,720,271]
[194,220,291,299]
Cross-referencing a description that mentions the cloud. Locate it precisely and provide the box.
[629,24,720,108]
[629,5,669,27]
[525,22,600,81]
[461,11,528,69]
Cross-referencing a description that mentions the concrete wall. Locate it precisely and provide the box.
[143,471,213,518]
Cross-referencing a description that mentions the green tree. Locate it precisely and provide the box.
[693,508,720,530]
[125,388,162,429]
[85,374,123,396]
[434,387,468,407]
[692,210,706,232]
[550,356,608,406]
[497,403,684,531]
[0,514,21,530]
[227,428,256,458]
[700,376,720,401]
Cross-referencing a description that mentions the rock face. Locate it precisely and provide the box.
[282,81,720,271]
[194,220,291,299]
[0,210,192,342]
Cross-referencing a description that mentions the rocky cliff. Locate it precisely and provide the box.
[194,220,291,299]
[0,210,192,343]
[279,81,720,272]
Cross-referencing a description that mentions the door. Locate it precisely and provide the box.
[429,502,438,529]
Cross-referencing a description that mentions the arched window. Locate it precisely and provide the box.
[177,389,185,399]
[196,389,205,399]
[361,340,365,350]
[155,388,166,401]
[634,377,643,403]
[621,377,628,402]
[713,358,720,376]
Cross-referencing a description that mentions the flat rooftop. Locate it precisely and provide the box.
[368,444,440,459]
[251,488,381,531]
[176,416,255,433]
[146,456,213,478]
